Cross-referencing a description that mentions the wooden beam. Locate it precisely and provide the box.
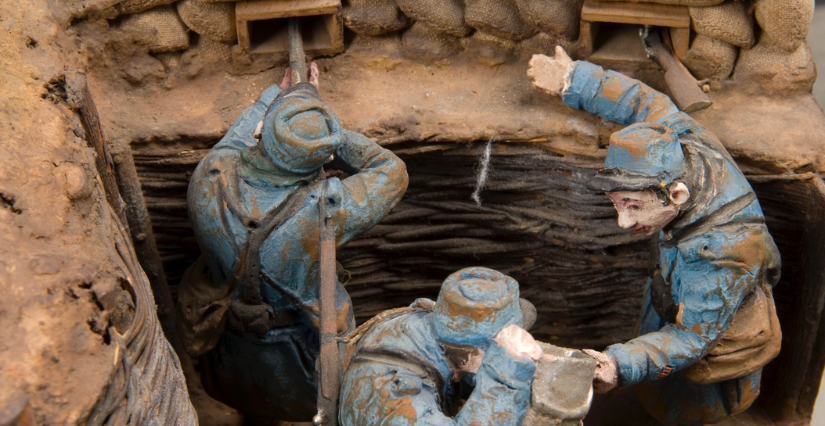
[236,0,343,56]
[581,0,690,28]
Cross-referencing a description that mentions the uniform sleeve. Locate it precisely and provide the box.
[330,130,409,246]
[605,229,767,386]
[212,84,282,152]
[561,61,680,126]
[339,343,534,426]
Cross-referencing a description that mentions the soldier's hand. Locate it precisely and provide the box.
[279,62,321,90]
[527,46,573,97]
[582,349,619,394]
[494,324,543,362]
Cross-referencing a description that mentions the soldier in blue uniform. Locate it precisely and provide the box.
[528,47,781,425]
[339,267,542,426]
[177,67,409,424]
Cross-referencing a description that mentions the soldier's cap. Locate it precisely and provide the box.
[432,267,523,348]
[261,83,342,176]
[586,122,685,193]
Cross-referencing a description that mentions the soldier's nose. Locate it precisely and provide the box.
[617,212,635,229]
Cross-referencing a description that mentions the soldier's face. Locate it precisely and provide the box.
[606,190,679,235]
[443,342,485,380]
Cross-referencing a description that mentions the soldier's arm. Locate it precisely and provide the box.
[604,231,763,386]
[339,343,534,426]
[211,84,283,152]
[560,60,680,126]
[329,130,409,246]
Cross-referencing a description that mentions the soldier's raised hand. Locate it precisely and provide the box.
[494,324,543,362]
[527,46,574,97]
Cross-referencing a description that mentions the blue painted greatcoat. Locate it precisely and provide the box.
[339,301,536,426]
[187,83,408,422]
[562,61,780,425]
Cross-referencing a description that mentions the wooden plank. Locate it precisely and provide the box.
[581,0,690,28]
[236,0,343,54]
[236,0,339,21]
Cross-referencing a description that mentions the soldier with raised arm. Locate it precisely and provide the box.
[528,47,782,425]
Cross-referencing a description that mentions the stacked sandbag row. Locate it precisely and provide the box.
[343,0,585,62]
[678,0,815,93]
[113,0,236,62]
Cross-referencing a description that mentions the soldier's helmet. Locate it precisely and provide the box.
[586,122,685,193]
[432,267,524,348]
[261,83,342,176]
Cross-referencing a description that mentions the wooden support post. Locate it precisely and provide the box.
[65,72,188,364]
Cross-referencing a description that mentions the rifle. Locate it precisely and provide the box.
[287,18,340,426]
[641,27,712,113]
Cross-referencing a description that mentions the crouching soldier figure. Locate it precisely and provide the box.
[528,48,782,425]
[339,267,543,426]
[177,66,408,424]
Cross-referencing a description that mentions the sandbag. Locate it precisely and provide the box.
[177,0,237,43]
[733,32,816,94]
[344,0,411,36]
[596,0,725,5]
[520,32,576,59]
[516,0,584,41]
[120,5,190,53]
[689,0,754,48]
[464,0,536,41]
[681,34,738,80]
[462,31,517,67]
[395,0,472,37]
[753,0,814,52]
[113,0,176,16]
[348,32,403,56]
[187,35,234,63]
[401,22,462,61]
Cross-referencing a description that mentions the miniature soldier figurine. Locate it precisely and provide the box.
[528,47,781,425]
[339,267,543,426]
[177,64,408,424]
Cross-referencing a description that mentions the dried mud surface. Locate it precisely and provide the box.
[1,1,197,425]
[87,36,825,176]
[0,0,120,423]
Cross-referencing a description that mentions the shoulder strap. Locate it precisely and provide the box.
[225,176,323,334]
[241,178,321,305]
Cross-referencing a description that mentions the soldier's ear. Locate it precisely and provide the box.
[669,182,690,206]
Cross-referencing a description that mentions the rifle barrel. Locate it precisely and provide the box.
[288,18,307,85]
